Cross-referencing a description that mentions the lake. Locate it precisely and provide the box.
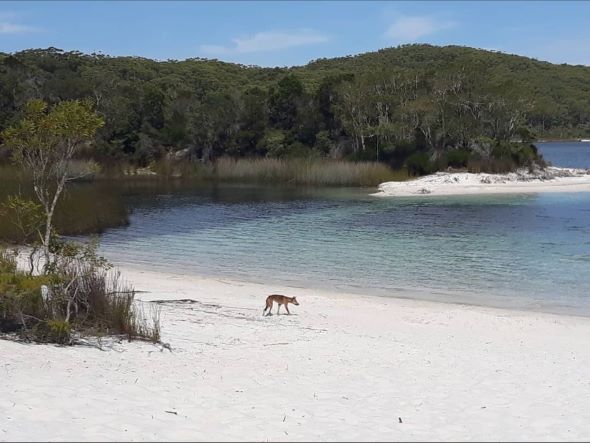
[540,140,590,169]
[98,142,590,316]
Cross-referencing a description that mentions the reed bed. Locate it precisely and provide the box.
[214,158,406,186]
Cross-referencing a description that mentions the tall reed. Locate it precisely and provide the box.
[213,158,406,186]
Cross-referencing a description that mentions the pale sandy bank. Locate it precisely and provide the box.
[2,265,590,441]
[373,167,590,197]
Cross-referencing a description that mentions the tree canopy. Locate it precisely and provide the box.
[2,99,104,263]
[0,44,588,172]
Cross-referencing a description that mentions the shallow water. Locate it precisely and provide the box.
[97,142,590,316]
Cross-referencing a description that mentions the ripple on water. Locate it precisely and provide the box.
[96,182,590,316]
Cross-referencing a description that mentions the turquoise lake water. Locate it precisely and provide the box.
[99,142,590,315]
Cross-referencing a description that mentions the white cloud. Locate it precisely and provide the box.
[0,11,38,34]
[0,22,37,34]
[0,11,37,34]
[200,29,328,55]
[384,15,455,42]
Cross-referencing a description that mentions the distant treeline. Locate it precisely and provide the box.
[1,44,589,173]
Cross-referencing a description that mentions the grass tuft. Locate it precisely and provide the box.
[0,244,161,345]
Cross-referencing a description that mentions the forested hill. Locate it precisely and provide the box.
[1,44,589,172]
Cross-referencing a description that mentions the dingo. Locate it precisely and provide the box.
[263,294,299,316]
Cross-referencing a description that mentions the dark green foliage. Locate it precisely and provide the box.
[0,44,588,174]
[446,149,471,169]
[491,142,540,169]
[406,152,434,176]
[0,195,44,244]
[269,74,305,130]
[32,320,71,345]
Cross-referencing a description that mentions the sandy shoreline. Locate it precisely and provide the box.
[2,265,590,441]
[373,167,590,197]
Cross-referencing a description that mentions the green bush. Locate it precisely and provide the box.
[31,320,71,345]
[257,130,288,157]
[0,249,17,273]
[487,141,544,171]
[467,156,516,173]
[446,149,471,169]
[314,130,333,154]
[406,152,434,176]
[0,242,161,344]
[280,142,321,159]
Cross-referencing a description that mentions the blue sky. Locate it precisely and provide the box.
[1,1,589,67]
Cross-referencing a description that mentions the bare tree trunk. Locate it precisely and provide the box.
[64,271,79,323]
[376,138,379,161]
[42,175,66,271]
[28,245,39,276]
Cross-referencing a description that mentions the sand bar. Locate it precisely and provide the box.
[374,167,590,197]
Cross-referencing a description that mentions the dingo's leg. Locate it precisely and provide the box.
[277,304,281,315]
[285,305,291,315]
[264,300,273,316]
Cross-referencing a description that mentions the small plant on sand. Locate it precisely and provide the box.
[0,242,161,345]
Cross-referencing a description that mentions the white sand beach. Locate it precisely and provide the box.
[2,265,590,441]
[373,167,590,197]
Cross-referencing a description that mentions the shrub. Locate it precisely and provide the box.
[0,195,45,245]
[0,248,17,273]
[467,141,546,173]
[467,156,516,174]
[446,149,471,169]
[314,130,333,154]
[0,242,161,344]
[31,320,71,345]
[280,141,321,159]
[257,130,288,157]
[406,152,434,176]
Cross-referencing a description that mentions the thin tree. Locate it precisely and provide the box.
[2,99,104,268]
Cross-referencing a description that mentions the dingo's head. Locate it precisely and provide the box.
[291,297,299,305]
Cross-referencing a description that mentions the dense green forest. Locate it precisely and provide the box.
[1,44,589,174]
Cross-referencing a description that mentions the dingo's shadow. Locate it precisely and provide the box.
[264,313,298,316]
